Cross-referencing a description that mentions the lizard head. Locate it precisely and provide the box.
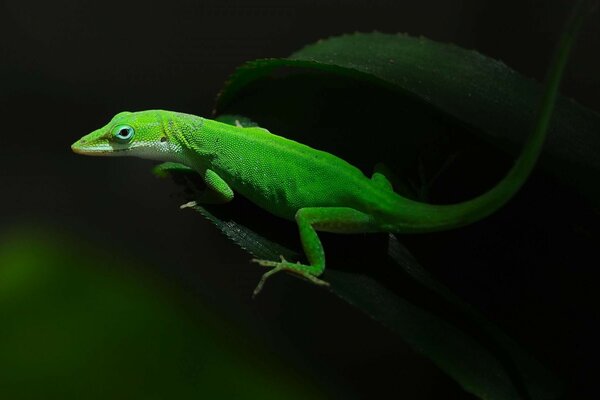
[71,110,175,160]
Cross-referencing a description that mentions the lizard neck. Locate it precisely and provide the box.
[161,111,211,168]
[174,116,251,174]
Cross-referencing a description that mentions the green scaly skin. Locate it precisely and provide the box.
[71,6,582,295]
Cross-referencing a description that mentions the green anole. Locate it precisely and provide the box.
[71,10,582,296]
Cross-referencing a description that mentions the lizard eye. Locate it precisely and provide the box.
[112,124,135,143]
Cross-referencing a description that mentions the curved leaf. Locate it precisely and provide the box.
[163,5,594,398]
[216,32,600,204]
[159,150,562,400]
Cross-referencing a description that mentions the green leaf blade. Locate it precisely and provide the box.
[217,32,600,204]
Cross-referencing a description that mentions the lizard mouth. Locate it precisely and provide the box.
[71,142,130,155]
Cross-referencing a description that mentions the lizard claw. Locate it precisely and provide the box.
[250,256,330,298]
[180,201,197,209]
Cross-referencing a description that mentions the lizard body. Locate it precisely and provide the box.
[72,9,581,295]
[71,102,547,296]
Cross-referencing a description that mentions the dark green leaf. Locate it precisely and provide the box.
[167,6,595,397]
[160,157,562,400]
[217,32,600,204]
[387,236,562,400]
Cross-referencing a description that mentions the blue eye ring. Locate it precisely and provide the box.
[112,124,134,143]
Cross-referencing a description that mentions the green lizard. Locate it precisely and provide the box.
[71,11,580,296]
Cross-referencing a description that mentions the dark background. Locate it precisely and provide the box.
[1,0,599,398]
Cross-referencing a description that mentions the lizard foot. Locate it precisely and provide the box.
[180,201,197,209]
[250,256,329,297]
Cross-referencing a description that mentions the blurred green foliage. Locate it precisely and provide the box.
[0,228,325,399]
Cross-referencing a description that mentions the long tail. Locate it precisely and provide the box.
[390,0,592,233]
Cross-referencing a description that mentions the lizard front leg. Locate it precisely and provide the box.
[252,207,375,296]
[153,163,234,206]
[181,169,234,207]
[153,162,195,177]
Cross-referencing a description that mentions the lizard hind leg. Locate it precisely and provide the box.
[371,162,395,191]
[251,207,375,297]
